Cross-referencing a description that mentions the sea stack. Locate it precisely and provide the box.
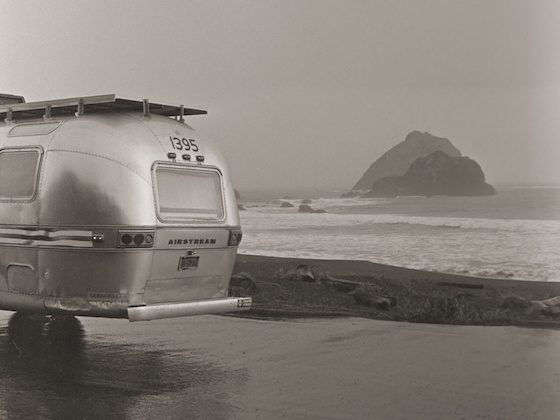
[352,131,462,192]
[365,151,496,197]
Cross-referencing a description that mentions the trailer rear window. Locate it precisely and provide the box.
[155,167,224,221]
[0,149,41,200]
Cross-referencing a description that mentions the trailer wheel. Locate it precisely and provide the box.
[7,311,48,351]
[45,315,84,349]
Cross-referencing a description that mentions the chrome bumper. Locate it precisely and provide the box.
[127,297,252,322]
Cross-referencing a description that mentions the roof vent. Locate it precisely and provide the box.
[0,94,25,105]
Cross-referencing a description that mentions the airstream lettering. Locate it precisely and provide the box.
[0,94,252,322]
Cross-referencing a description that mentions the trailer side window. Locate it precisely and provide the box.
[0,149,41,200]
[155,167,224,221]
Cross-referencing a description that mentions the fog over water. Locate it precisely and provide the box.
[1,1,560,190]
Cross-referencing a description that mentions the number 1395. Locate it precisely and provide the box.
[169,136,199,152]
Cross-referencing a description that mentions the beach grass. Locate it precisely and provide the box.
[230,254,560,328]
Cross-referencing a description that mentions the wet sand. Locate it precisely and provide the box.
[2,257,559,418]
[1,312,560,419]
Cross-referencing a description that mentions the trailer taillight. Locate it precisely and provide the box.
[119,230,155,248]
[228,229,243,246]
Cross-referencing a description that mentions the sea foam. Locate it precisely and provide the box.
[238,200,560,282]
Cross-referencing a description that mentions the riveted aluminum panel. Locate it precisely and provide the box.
[146,247,236,304]
[140,116,240,228]
[38,249,153,307]
[8,121,61,137]
[39,151,156,226]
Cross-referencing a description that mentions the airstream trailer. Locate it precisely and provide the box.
[0,94,251,322]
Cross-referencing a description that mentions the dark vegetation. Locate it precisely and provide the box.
[229,255,560,328]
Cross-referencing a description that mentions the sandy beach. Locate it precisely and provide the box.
[232,254,560,328]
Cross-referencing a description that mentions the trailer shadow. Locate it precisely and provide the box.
[0,312,246,419]
[41,171,127,225]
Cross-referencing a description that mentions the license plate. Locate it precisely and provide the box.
[178,255,199,271]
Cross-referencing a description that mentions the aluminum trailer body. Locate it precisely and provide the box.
[0,94,251,321]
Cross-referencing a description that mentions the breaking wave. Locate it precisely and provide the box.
[238,203,560,282]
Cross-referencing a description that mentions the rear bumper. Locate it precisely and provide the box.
[127,296,252,322]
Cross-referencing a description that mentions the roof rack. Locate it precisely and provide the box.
[0,94,207,122]
[0,94,25,105]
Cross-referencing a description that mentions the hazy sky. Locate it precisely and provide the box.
[1,0,559,191]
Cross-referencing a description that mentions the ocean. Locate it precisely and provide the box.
[237,186,560,282]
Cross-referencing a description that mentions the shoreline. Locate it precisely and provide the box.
[237,252,556,286]
[231,254,560,328]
